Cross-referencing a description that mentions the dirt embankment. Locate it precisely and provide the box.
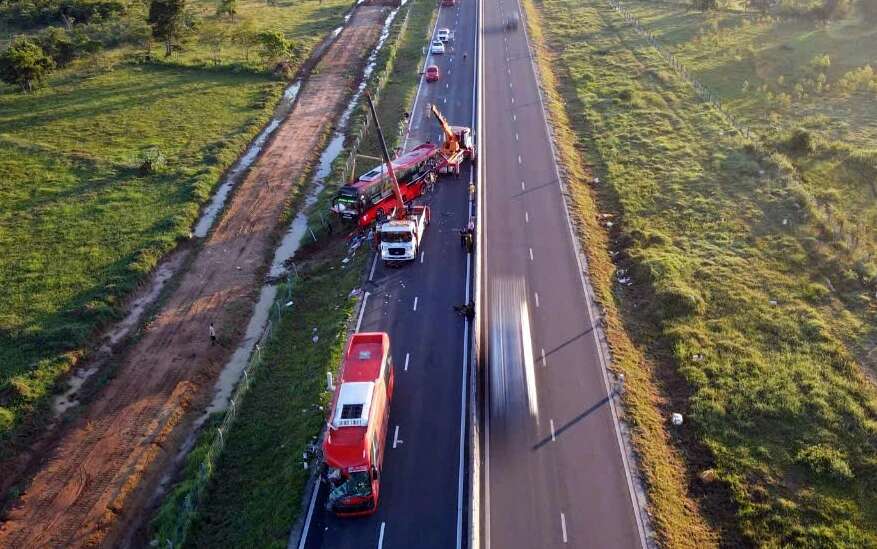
[0,6,387,547]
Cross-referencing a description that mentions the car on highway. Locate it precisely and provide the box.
[430,40,445,54]
[437,28,451,42]
[426,65,440,82]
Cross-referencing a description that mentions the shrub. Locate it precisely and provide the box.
[139,147,167,174]
[861,0,877,21]
[795,444,855,481]
[36,26,77,66]
[0,38,56,92]
[0,407,13,433]
[785,128,816,156]
[0,0,126,28]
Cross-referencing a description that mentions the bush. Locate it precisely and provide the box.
[36,26,77,66]
[0,38,56,92]
[139,147,167,174]
[861,0,877,21]
[785,128,816,156]
[795,444,855,481]
[0,0,126,28]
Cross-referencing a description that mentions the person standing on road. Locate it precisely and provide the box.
[209,322,217,345]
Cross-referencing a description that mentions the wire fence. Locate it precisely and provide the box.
[159,274,296,548]
[605,0,765,151]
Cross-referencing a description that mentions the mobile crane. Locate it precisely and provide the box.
[431,104,476,176]
[365,91,432,263]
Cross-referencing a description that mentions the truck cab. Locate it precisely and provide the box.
[323,333,394,516]
[379,205,430,264]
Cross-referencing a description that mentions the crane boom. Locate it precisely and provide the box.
[365,91,406,221]
[431,104,461,159]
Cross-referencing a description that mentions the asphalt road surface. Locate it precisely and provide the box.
[299,0,478,546]
[479,0,648,546]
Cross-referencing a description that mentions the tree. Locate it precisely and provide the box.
[148,0,187,56]
[216,0,237,19]
[38,27,76,67]
[198,21,231,64]
[231,19,259,62]
[258,30,289,66]
[691,0,718,10]
[814,0,851,21]
[858,0,877,20]
[0,39,55,92]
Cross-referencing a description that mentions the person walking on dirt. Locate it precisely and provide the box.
[209,322,217,345]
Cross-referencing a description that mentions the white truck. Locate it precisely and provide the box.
[379,205,430,265]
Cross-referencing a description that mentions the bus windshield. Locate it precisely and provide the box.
[334,188,361,210]
[381,231,413,243]
[329,471,372,502]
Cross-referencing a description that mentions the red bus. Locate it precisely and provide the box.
[331,143,439,227]
[323,332,395,516]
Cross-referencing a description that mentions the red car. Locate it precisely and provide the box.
[426,65,440,82]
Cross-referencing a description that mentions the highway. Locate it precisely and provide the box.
[478,0,649,546]
[299,0,478,546]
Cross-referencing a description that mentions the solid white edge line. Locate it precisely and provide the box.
[472,0,485,546]
[296,474,320,549]
[356,291,371,332]
[377,521,386,549]
[561,512,568,543]
[369,253,378,281]
[513,0,650,544]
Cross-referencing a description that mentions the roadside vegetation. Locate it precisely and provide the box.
[152,0,436,545]
[0,0,351,448]
[526,0,877,545]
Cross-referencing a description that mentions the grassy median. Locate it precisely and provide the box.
[525,0,877,546]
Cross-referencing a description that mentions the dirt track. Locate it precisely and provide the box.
[0,6,387,547]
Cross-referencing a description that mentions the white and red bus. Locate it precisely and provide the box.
[323,332,395,516]
[331,143,439,228]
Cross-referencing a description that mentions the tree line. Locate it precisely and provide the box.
[0,0,304,92]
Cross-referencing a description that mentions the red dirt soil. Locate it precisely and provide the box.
[0,6,387,547]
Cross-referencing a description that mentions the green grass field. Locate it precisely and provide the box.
[624,2,877,145]
[0,0,352,446]
[529,0,877,545]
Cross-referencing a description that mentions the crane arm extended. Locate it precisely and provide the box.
[431,104,457,144]
[366,90,406,221]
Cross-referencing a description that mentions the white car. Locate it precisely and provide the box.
[437,28,451,42]
[430,40,445,54]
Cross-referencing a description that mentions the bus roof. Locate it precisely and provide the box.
[353,143,439,186]
[340,332,389,383]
